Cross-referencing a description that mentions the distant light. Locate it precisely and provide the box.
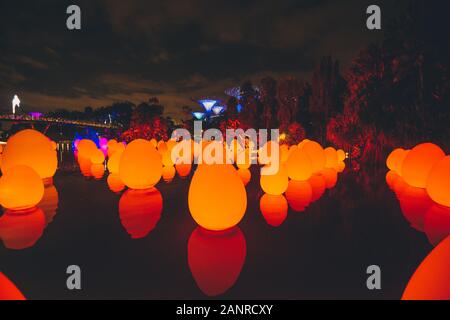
[29,112,43,119]
[236,104,243,113]
[198,99,218,112]
[192,112,206,120]
[212,106,225,115]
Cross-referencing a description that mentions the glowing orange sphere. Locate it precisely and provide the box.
[162,166,176,183]
[0,165,44,211]
[309,174,326,202]
[119,139,162,190]
[260,166,289,195]
[237,168,251,186]
[386,170,400,189]
[260,194,288,227]
[324,147,338,169]
[401,143,445,188]
[77,139,97,158]
[302,140,325,173]
[402,236,450,300]
[336,161,346,173]
[286,148,313,181]
[2,129,57,179]
[188,227,246,296]
[386,148,405,171]
[285,180,312,212]
[107,149,123,174]
[90,149,105,164]
[336,149,345,162]
[0,207,45,250]
[0,273,26,300]
[107,174,125,193]
[426,156,450,207]
[119,188,163,239]
[188,164,247,231]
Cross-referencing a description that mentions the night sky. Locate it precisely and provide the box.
[0,0,406,120]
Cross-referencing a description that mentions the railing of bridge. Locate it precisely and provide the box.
[0,114,122,129]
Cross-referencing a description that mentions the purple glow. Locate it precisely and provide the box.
[192,112,206,120]
[198,99,218,112]
[29,112,43,119]
[99,137,108,151]
[212,105,225,115]
[74,139,81,150]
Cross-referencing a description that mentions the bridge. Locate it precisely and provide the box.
[0,114,122,130]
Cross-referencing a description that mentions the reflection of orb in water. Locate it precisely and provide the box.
[285,180,312,212]
[259,194,288,227]
[0,272,26,300]
[237,168,251,186]
[188,227,246,297]
[423,205,450,246]
[119,188,163,239]
[176,163,192,179]
[162,166,176,183]
[0,165,44,211]
[107,174,125,193]
[38,185,59,226]
[90,164,105,180]
[0,207,46,250]
[308,174,326,203]
[398,185,434,232]
[402,236,450,300]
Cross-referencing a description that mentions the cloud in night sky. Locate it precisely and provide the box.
[0,0,407,120]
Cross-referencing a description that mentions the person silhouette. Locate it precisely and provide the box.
[12,95,21,115]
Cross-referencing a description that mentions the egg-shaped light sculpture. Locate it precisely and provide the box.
[302,140,326,173]
[259,194,288,227]
[0,273,26,300]
[285,180,312,212]
[107,149,124,174]
[119,139,162,190]
[286,148,313,181]
[188,164,247,231]
[107,173,125,193]
[0,165,44,211]
[90,149,105,164]
[324,147,338,169]
[1,129,57,180]
[260,166,289,195]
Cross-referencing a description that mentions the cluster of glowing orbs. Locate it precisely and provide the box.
[260,166,289,195]
[107,149,124,174]
[107,174,125,193]
[188,164,247,231]
[0,273,26,300]
[0,165,44,211]
[1,129,57,179]
[162,166,176,183]
[324,147,338,169]
[286,148,313,181]
[302,140,326,173]
[90,149,105,164]
[0,208,46,250]
[119,189,163,239]
[401,143,445,188]
[402,236,450,300]
[237,168,251,186]
[426,156,450,207]
[119,139,162,190]
[259,194,288,227]
[285,180,312,212]
[188,227,246,297]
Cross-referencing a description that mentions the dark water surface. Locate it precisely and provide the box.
[0,155,432,300]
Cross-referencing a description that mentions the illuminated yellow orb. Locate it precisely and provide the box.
[260,166,289,195]
[0,165,44,211]
[90,149,105,164]
[286,148,313,181]
[119,139,162,190]
[2,129,57,179]
[188,164,247,231]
